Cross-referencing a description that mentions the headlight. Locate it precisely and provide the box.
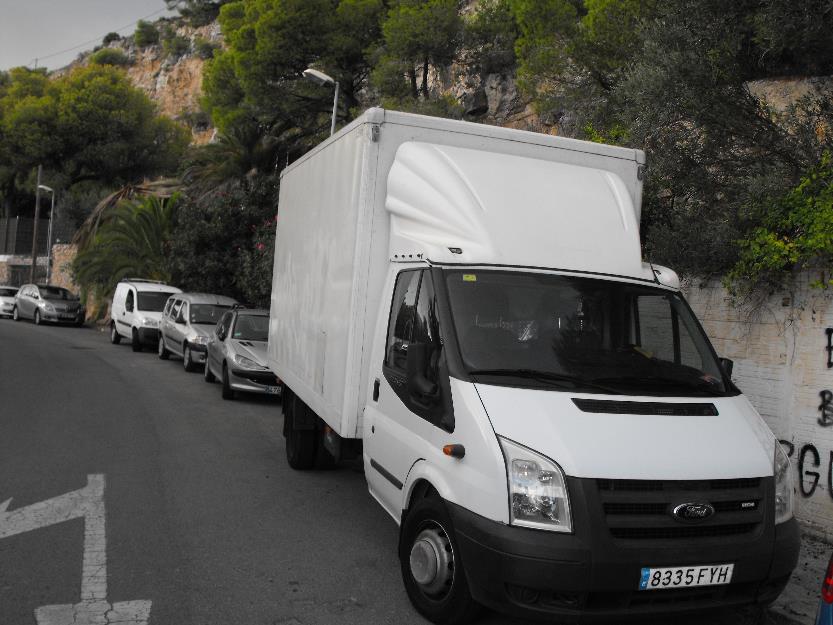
[774,441,794,524]
[233,354,268,370]
[191,335,210,345]
[43,303,55,312]
[499,437,572,533]
[141,318,158,328]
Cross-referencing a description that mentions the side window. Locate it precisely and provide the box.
[218,312,233,337]
[125,290,134,313]
[385,270,421,371]
[171,300,182,321]
[412,272,440,384]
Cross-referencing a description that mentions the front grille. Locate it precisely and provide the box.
[597,478,765,542]
[572,399,718,416]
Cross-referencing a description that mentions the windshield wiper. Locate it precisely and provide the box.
[591,375,725,396]
[468,369,621,394]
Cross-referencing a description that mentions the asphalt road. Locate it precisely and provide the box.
[0,319,794,625]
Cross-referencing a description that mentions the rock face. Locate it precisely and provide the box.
[55,19,222,145]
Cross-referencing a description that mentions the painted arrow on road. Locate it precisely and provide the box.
[0,474,152,625]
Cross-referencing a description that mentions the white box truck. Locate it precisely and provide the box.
[267,109,799,623]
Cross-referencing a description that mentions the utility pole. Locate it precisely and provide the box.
[29,165,42,284]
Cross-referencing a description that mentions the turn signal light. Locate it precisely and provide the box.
[823,554,833,604]
[443,444,465,459]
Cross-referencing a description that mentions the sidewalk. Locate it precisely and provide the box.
[771,533,829,623]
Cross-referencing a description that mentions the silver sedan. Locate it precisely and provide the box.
[204,308,281,400]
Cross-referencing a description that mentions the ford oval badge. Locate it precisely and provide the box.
[672,502,715,522]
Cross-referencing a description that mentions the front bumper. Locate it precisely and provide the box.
[137,327,159,344]
[188,343,208,363]
[229,368,281,396]
[449,476,799,622]
[0,304,13,316]
[41,309,85,324]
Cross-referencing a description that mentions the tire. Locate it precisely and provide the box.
[110,323,121,344]
[12,307,19,322]
[285,395,316,470]
[34,309,41,325]
[183,344,197,372]
[399,495,480,625]
[158,335,169,360]
[221,363,235,399]
[131,329,143,352]
[204,359,215,383]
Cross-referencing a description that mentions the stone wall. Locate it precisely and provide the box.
[685,273,833,539]
[50,244,78,292]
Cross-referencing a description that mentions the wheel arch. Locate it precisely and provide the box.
[401,461,456,521]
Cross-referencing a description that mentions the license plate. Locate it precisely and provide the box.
[60,314,75,319]
[639,564,734,590]
[266,386,281,395]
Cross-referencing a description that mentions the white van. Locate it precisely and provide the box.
[110,279,181,352]
[267,109,799,623]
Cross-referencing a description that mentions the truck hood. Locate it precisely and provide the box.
[474,383,775,480]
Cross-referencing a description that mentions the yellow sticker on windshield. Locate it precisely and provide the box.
[463,274,477,282]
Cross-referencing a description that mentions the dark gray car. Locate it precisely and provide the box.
[13,284,85,326]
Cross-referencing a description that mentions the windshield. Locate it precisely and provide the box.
[232,314,269,341]
[190,304,231,325]
[0,288,17,297]
[40,286,76,300]
[445,270,728,397]
[137,291,175,312]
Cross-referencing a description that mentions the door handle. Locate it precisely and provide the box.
[373,378,380,402]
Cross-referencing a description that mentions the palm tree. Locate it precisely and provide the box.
[73,195,178,296]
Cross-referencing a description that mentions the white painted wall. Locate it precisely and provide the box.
[685,273,833,538]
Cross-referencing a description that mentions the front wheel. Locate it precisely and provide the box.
[12,307,19,322]
[34,310,42,325]
[221,363,235,399]
[131,329,143,352]
[183,344,197,372]
[204,359,215,383]
[110,323,121,344]
[400,496,480,625]
[158,336,169,360]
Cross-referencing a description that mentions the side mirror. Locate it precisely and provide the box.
[176,312,185,324]
[217,328,226,341]
[718,357,734,378]
[406,342,439,406]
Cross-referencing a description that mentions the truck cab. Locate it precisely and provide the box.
[267,109,799,624]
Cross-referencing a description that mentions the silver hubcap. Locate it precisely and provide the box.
[409,524,454,597]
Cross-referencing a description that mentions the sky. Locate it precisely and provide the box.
[0,0,176,71]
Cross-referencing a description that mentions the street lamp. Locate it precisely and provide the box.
[38,184,55,284]
[302,68,339,137]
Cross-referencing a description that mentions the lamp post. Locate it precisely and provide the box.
[29,165,42,283]
[38,185,55,284]
[302,68,339,136]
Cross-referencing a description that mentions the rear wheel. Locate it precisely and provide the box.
[158,336,169,360]
[110,323,121,344]
[131,329,143,352]
[400,495,479,625]
[34,310,41,325]
[285,394,316,470]
[183,344,197,372]
[221,363,235,399]
[12,307,19,322]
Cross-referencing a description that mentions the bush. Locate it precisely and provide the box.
[163,34,191,59]
[102,32,121,46]
[134,21,160,47]
[90,48,130,66]
[194,37,219,59]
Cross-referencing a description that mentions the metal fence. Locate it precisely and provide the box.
[0,217,75,255]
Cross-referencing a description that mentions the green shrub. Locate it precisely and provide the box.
[90,48,130,66]
[102,32,121,46]
[163,34,190,59]
[194,37,219,59]
[134,20,160,47]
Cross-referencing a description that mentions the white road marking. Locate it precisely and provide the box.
[0,474,152,625]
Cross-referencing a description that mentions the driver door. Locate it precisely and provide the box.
[364,269,451,517]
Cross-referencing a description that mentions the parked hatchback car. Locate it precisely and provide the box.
[818,552,833,625]
[0,286,18,317]
[205,307,281,399]
[13,284,85,325]
[110,279,182,352]
[158,293,237,371]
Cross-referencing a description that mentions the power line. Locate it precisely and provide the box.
[27,6,172,68]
